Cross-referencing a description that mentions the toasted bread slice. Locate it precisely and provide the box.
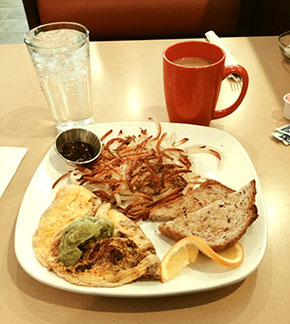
[149,179,234,221]
[158,180,258,251]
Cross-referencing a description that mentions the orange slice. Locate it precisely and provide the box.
[161,236,244,283]
[161,237,199,283]
[191,235,244,267]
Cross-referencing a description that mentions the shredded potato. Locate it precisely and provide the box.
[53,118,223,220]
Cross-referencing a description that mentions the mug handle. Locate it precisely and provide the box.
[213,65,249,119]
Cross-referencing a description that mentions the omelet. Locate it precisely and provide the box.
[33,185,161,287]
[32,185,102,267]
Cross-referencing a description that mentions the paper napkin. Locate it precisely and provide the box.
[205,30,239,66]
[0,147,27,199]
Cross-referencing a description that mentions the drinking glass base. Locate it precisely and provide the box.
[55,116,94,132]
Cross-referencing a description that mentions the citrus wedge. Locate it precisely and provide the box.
[190,235,244,268]
[161,236,244,283]
[161,237,199,283]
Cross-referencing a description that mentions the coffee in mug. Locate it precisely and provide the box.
[163,41,249,126]
[173,56,213,67]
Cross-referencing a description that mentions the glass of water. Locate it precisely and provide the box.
[24,22,94,132]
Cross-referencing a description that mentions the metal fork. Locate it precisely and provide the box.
[229,73,242,83]
[229,77,242,91]
[205,30,242,82]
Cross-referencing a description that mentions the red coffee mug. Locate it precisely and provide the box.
[163,41,249,126]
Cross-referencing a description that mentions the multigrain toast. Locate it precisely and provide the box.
[149,179,235,221]
[158,180,258,251]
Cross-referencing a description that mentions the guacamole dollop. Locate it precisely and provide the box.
[58,216,114,267]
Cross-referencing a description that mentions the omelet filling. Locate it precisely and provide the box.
[58,216,114,266]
